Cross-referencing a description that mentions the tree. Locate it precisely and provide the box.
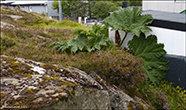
[52,0,87,18]
[52,0,119,19]
[91,1,118,19]
[127,0,142,6]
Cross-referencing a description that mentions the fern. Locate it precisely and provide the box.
[128,33,169,85]
[103,7,153,46]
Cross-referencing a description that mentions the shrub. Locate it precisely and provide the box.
[62,47,146,89]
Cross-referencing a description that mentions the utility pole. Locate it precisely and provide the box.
[58,0,62,22]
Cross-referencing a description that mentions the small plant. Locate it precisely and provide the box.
[138,80,186,110]
[128,33,169,85]
[41,12,47,16]
[51,23,111,53]
[103,7,153,46]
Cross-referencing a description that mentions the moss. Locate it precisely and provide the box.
[51,75,61,80]
[25,88,34,94]
[1,56,35,77]
[13,102,19,106]
[1,55,18,63]
[95,77,101,82]
[56,89,63,93]
[124,85,138,98]
[58,81,75,87]
[43,76,55,80]
[73,71,79,75]
[26,74,32,78]
[42,64,59,71]
[45,88,49,90]
[0,93,7,99]
[127,101,144,110]
[82,86,97,93]
[1,10,8,14]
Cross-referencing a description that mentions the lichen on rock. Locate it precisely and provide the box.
[0,55,152,110]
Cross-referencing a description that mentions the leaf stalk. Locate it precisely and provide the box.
[119,32,128,47]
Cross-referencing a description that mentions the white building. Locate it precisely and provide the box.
[142,0,186,13]
[1,0,59,19]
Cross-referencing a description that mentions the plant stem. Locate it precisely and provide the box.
[119,32,128,47]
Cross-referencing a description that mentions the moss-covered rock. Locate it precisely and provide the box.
[0,55,152,110]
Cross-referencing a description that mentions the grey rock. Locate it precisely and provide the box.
[0,55,152,110]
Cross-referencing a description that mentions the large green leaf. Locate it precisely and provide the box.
[51,41,70,53]
[51,23,111,53]
[128,33,169,85]
[90,35,110,51]
[73,29,87,35]
[86,23,108,37]
[103,7,153,36]
[68,34,90,53]
[129,34,167,59]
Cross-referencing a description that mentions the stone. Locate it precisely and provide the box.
[0,55,152,110]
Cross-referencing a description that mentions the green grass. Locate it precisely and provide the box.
[33,20,91,31]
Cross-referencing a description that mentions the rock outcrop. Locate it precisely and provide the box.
[0,55,151,110]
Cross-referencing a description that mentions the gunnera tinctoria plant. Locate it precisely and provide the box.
[103,7,169,86]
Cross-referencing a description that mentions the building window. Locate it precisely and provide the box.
[175,0,186,2]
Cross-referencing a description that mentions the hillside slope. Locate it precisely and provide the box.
[0,5,156,110]
[1,5,90,56]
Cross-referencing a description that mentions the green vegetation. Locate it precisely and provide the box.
[91,1,118,19]
[103,7,153,46]
[52,0,118,19]
[61,48,145,88]
[180,9,186,14]
[139,81,186,110]
[51,23,111,53]
[52,0,142,19]
[103,7,168,85]
[128,33,169,85]
[1,5,185,110]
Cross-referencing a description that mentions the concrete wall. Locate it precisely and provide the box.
[109,26,186,56]
[142,0,186,13]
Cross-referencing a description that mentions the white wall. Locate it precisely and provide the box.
[145,27,186,56]
[47,1,58,17]
[142,0,186,13]
[20,5,47,14]
[109,27,186,56]
[32,6,47,14]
